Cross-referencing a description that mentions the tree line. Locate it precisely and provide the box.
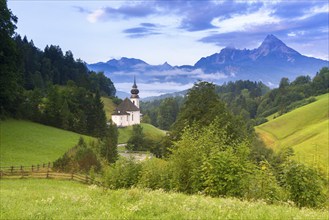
[141,69,328,131]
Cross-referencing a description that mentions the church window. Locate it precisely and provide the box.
[132,113,134,121]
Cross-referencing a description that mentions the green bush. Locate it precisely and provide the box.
[246,161,287,203]
[138,158,172,191]
[201,146,252,197]
[282,161,327,208]
[53,137,101,173]
[104,157,141,189]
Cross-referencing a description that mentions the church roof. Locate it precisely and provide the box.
[112,98,139,115]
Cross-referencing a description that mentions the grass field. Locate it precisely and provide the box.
[101,96,116,120]
[256,93,329,174]
[118,123,166,144]
[0,179,327,219]
[0,120,94,167]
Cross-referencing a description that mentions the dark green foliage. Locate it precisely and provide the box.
[217,80,269,119]
[53,137,101,173]
[20,84,108,137]
[141,96,183,129]
[257,68,329,118]
[1,14,116,118]
[149,135,172,158]
[87,90,107,137]
[89,71,116,97]
[0,0,22,117]
[75,144,101,173]
[126,124,147,151]
[100,121,119,164]
[156,98,179,130]
[312,67,329,95]
[171,81,226,139]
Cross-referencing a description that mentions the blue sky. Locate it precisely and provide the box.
[8,0,329,67]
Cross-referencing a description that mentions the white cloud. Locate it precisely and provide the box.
[115,81,193,98]
[211,7,280,33]
[87,8,105,23]
[191,72,229,80]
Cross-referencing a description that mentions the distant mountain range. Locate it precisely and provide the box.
[88,35,328,98]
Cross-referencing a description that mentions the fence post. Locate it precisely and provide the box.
[85,174,88,184]
[20,165,23,177]
[32,165,34,172]
[37,164,40,171]
[10,166,14,173]
[71,172,74,180]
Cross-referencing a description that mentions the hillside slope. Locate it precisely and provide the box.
[101,96,116,120]
[0,120,94,167]
[255,93,328,173]
[118,123,166,144]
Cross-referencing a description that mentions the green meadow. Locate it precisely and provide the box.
[118,123,166,144]
[256,93,329,174]
[1,179,327,220]
[0,119,94,167]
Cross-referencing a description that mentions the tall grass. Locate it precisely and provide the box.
[0,179,327,219]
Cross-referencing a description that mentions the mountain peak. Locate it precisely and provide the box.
[107,57,147,66]
[260,34,285,48]
[256,34,299,57]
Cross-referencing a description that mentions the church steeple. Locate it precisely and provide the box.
[130,76,140,108]
[131,76,139,98]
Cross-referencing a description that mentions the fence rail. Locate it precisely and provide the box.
[0,164,104,187]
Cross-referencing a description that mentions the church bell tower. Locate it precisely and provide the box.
[130,76,140,108]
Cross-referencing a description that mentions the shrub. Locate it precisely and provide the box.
[246,161,287,203]
[104,157,141,189]
[53,137,101,173]
[201,146,252,198]
[75,146,101,173]
[282,161,327,208]
[138,158,172,191]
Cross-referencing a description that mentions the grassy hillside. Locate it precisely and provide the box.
[0,120,94,167]
[118,123,166,144]
[101,97,116,120]
[256,93,328,173]
[1,179,327,219]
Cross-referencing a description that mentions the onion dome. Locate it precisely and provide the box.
[130,76,139,98]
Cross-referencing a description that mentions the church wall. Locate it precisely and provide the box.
[127,111,140,125]
[112,115,130,127]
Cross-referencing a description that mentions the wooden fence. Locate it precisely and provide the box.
[0,163,104,187]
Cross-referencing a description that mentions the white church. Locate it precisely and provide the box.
[111,78,141,127]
